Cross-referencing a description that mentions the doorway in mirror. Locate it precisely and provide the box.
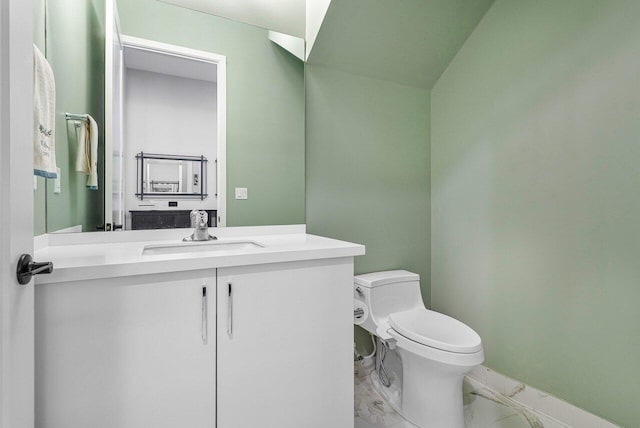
[108,34,227,230]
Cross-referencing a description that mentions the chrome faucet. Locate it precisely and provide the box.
[183,210,217,242]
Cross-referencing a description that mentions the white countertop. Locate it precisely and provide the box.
[34,225,365,284]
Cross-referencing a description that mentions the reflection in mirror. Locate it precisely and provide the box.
[158,0,305,38]
[33,0,305,234]
[136,154,209,199]
[33,0,105,234]
[119,36,223,230]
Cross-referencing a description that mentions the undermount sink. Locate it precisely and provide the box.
[143,240,265,255]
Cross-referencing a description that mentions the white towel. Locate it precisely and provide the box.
[33,45,58,179]
[75,115,99,190]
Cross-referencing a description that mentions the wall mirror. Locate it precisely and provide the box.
[33,0,305,234]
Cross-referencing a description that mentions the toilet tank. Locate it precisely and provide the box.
[354,271,423,332]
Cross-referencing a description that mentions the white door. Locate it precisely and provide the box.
[0,0,36,427]
[216,260,354,428]
[105,0,125,230]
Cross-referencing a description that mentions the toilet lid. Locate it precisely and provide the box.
[389,308,482,354]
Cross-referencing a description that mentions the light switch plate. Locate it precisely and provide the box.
[54,168,61,194]
[235,187,248,200]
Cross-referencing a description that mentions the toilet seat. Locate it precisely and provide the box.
[389,308,482,354]
[388,328,484,367]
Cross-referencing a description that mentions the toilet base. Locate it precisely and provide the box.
[395,346,471,428]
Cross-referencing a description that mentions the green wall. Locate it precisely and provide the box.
[33,0,105,234]
[118,0,305,226]
[305,65,430,351]
[431,0,640,425]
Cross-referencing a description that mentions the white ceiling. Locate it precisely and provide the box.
[159,0,305,37]
[124,47,218,83]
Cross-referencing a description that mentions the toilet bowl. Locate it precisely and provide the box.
[354,271,484,428]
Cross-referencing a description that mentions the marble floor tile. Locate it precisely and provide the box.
[354,363,569,428]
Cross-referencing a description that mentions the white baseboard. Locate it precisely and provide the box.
[466,366,619,428]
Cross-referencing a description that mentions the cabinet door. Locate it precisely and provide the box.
[217,258,354,428]
[35,270,216,428]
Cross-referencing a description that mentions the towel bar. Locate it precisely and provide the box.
[64,112,89,123]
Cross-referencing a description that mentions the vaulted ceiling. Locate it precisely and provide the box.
[308,0,495,89]
[158,0,495,88]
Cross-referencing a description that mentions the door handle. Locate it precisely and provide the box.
[16,254,53,285]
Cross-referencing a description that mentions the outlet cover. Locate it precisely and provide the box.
[235,187,248,200]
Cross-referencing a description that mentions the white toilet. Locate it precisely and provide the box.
[354,270,484,428]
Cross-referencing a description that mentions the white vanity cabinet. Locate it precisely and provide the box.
[216,258,354,428]
[35,270,216,428]
[35,229,363,428]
